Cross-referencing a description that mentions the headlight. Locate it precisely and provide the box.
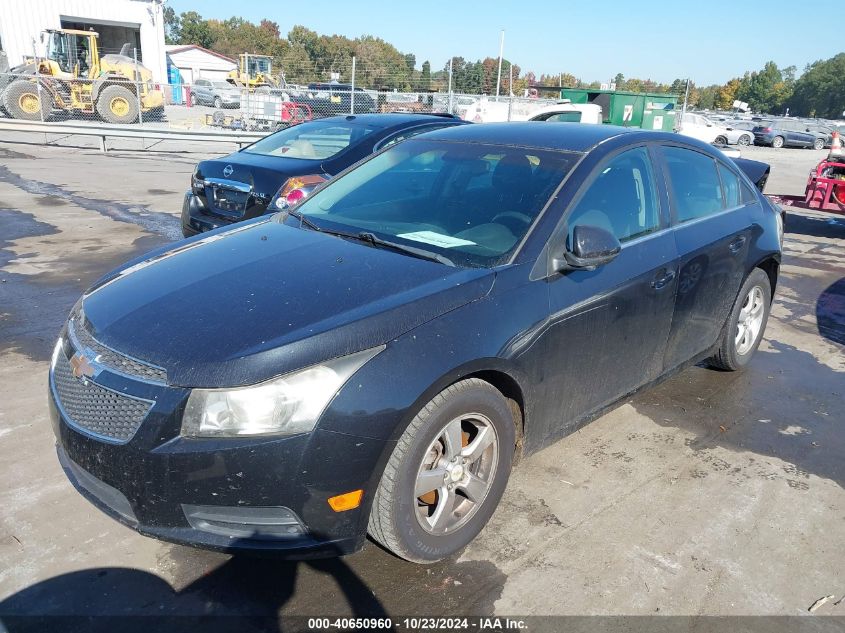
[181,346,383,437]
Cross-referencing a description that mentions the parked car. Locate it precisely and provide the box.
[181,113,467,236]
[190,79,241,109]
[678,113,742,145]
[50,124,781,563]
[753,119,827,149]
[527,101,603,124]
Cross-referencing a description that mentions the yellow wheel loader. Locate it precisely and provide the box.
[0,29,164,124]
[226,53,279,91]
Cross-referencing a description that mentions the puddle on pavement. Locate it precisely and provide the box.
[0,208,167,361]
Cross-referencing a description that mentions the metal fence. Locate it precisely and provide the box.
[0,67,562,135]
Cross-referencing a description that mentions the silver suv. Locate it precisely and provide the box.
[190,79,241,109]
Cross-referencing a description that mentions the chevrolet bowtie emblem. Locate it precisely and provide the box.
[70,352,96,379]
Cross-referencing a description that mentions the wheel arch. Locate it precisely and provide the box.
[754,256,780,301]
[92,77,136,102]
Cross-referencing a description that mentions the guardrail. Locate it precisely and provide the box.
[0,118,266,152]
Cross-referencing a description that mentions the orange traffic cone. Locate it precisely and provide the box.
[830,130,843,159]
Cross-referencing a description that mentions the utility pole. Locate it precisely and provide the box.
[447,57,453,114]
[682,78,690,118]
[495,30,504,99]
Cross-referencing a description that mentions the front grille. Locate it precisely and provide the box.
[52,353,153,443]
[69,308,167,384]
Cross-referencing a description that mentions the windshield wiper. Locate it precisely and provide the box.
[283,212,455,266]
[355,232,455,267]
[285,208,323,233]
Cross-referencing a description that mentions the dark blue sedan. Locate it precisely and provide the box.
[181,112,468,236]
[50,123,782,563]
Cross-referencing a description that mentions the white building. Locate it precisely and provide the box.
[165,45,236,84]
[0,0,167,82]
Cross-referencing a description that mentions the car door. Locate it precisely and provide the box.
[535,145,679,428]
[658,145,755,370]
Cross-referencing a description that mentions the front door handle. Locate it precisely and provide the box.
[651,269,676,290]
[729,235,747,253]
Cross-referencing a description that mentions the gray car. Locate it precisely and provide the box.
[190,79,241,109]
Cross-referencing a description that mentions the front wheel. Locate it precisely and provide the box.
[708,269,771,371]
[213,96,222,109]
[714,135,728,145]
[368,378,517,563]
[4,81,51,121]
[813,138,824,150]
[738,134,751,146]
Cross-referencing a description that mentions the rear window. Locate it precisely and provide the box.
[245,119,378,160]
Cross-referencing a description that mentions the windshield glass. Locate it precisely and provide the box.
[213,81,232,90]
[245,119,379,160]
[288,139,580,267]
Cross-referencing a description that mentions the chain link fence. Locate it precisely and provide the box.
[0,55,563,134]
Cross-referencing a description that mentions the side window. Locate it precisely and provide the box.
[545,112,582,123]
[661,146,724,223]
[567,146,661,243]
[378,123,454,150]
[717,163,742,208]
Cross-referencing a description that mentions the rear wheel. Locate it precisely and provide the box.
[368,378,516,563]
[96,85,138,124]
[813,138,824,150]
[4,81,51,121]
[714,135,728,145]
[771,136,784,149]
[708,269,771,371]
[738,134,751,146]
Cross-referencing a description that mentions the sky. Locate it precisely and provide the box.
[167,0,842,85]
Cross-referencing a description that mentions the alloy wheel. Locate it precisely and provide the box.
[735,286,765,355]
[414,413,499,535]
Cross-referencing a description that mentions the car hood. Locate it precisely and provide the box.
[81,220,495,388]
[196,151,326,198]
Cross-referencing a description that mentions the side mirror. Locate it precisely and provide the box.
[554,225,621,271]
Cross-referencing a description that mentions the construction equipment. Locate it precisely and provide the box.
[227,54,279,90]
[0,29,164,123]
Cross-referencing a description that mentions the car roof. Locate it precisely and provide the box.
[417,122,681,153]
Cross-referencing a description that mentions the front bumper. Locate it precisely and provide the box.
[48,337,388,558]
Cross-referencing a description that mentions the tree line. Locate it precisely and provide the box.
[164,10,843,118]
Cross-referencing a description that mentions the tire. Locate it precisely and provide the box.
[714,135,728,145]
[738,134,751,146]
[213,96,222,109]
[96,85,139,124]
[190,93,198,107]
[368,378,517,563]
[813,138,824,150]
[3,81,50,121]
[708,269,771,371]
[771,136,784,149]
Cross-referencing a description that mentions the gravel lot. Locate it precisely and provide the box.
[0,133,843,629]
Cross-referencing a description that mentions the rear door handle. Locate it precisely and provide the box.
[729,235,747,253]
[651,269,676,290]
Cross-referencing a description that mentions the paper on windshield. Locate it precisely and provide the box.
[397,231,476,249]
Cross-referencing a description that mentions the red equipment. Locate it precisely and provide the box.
[805,158,845,213]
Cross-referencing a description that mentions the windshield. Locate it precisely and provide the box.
[287,139,580,267]
[249,57,271,74]
[245,119,379,160]
[213,81,232,90]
